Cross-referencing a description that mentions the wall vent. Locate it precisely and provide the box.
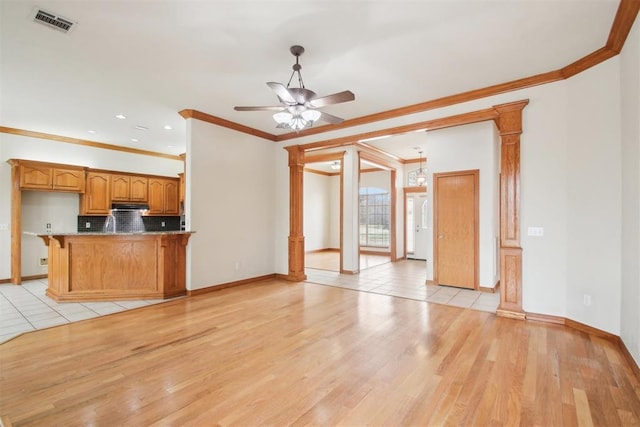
[32,8,77,34]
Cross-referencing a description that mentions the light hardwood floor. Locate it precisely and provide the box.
[1,278,639,425]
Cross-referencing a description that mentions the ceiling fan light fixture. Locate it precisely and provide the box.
[301,109,321,122]
[289,114,311,131]
[273,111,292,124]
[234,45,354,132]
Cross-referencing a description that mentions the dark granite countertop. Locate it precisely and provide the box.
[25,231,195,237]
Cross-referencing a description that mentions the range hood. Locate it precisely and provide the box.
[111,202,149,211]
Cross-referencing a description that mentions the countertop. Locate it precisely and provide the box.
[25,231,195,237]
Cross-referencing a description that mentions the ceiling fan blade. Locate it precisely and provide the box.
[318,111,344,125]
[266,82,297,104]
[308,90,355,108]
[234,106,285,111]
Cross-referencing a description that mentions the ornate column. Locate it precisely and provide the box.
[285,145,307,281]
[8,160,22,284]
[493,100,528,320]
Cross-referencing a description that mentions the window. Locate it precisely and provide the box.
[359,187,390,247]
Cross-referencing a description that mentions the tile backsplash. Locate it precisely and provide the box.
[78,215,180,233]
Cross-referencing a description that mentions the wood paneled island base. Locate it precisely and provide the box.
[39,232,193,302]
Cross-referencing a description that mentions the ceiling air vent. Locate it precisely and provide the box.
[32,8,77,34]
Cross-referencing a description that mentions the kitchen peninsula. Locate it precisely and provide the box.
[38,231,193,302]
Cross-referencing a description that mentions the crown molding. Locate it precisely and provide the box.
[181,0,638,144]
[0,126,183,161]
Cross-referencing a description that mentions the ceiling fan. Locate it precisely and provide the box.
[234,45,355,131]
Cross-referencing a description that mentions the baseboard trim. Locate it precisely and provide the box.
[0,274,47,285]
[496,309,527,320]
[360,250,391,256]
[525,312,565,325]
[187,274,277,296]
[305,248,340,254]
[526,311,640,381]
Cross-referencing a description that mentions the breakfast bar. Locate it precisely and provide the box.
[38,231,193,302]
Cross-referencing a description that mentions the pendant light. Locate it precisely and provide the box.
[416,151,427,186]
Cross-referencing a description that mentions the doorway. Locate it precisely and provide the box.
[303,156,343,272]
[406,192,428,260]
[433,170,479,289]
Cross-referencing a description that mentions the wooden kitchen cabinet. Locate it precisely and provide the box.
[81,172,111,214]
[178,172,185,205]
[148,177,179,215]
[13,160,85,192]
[111,174,148,202]
[130,176,148,201]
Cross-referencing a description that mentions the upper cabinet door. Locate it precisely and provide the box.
[148,178,165,214]
[164,180,179,215]
[83,172,111,214]
[20,164,53,190]
[111,175,130,201]
[130,176,148,202]
[52,168,85,192]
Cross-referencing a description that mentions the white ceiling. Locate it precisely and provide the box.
[0,0,620,158]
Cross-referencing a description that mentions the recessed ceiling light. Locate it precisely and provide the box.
[163,125,173,130]
[131,138,139,142]
[87,130,97,134]
[134,125,148,131]
[115,114,126,120]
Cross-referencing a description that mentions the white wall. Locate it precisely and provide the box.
[303,171,331,251]
[564,58,622,334]
[0,133,184,281]
[620,17,640,365]
[414,121,498,288]
[328,175,340,249]
[186,119,277,290]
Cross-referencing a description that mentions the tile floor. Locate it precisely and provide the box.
[0,278,178,343]
[305,259,500,313]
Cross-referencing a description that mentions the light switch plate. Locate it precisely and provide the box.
[527,227,544,237]
[0,223,8,231]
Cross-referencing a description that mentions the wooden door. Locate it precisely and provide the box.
[434,170,479,289]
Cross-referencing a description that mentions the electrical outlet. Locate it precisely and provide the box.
[234,261,240,270]
[39,258,48,266]
[161,221,166,227]
[583,294,592,306]
[85,222,91,228]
